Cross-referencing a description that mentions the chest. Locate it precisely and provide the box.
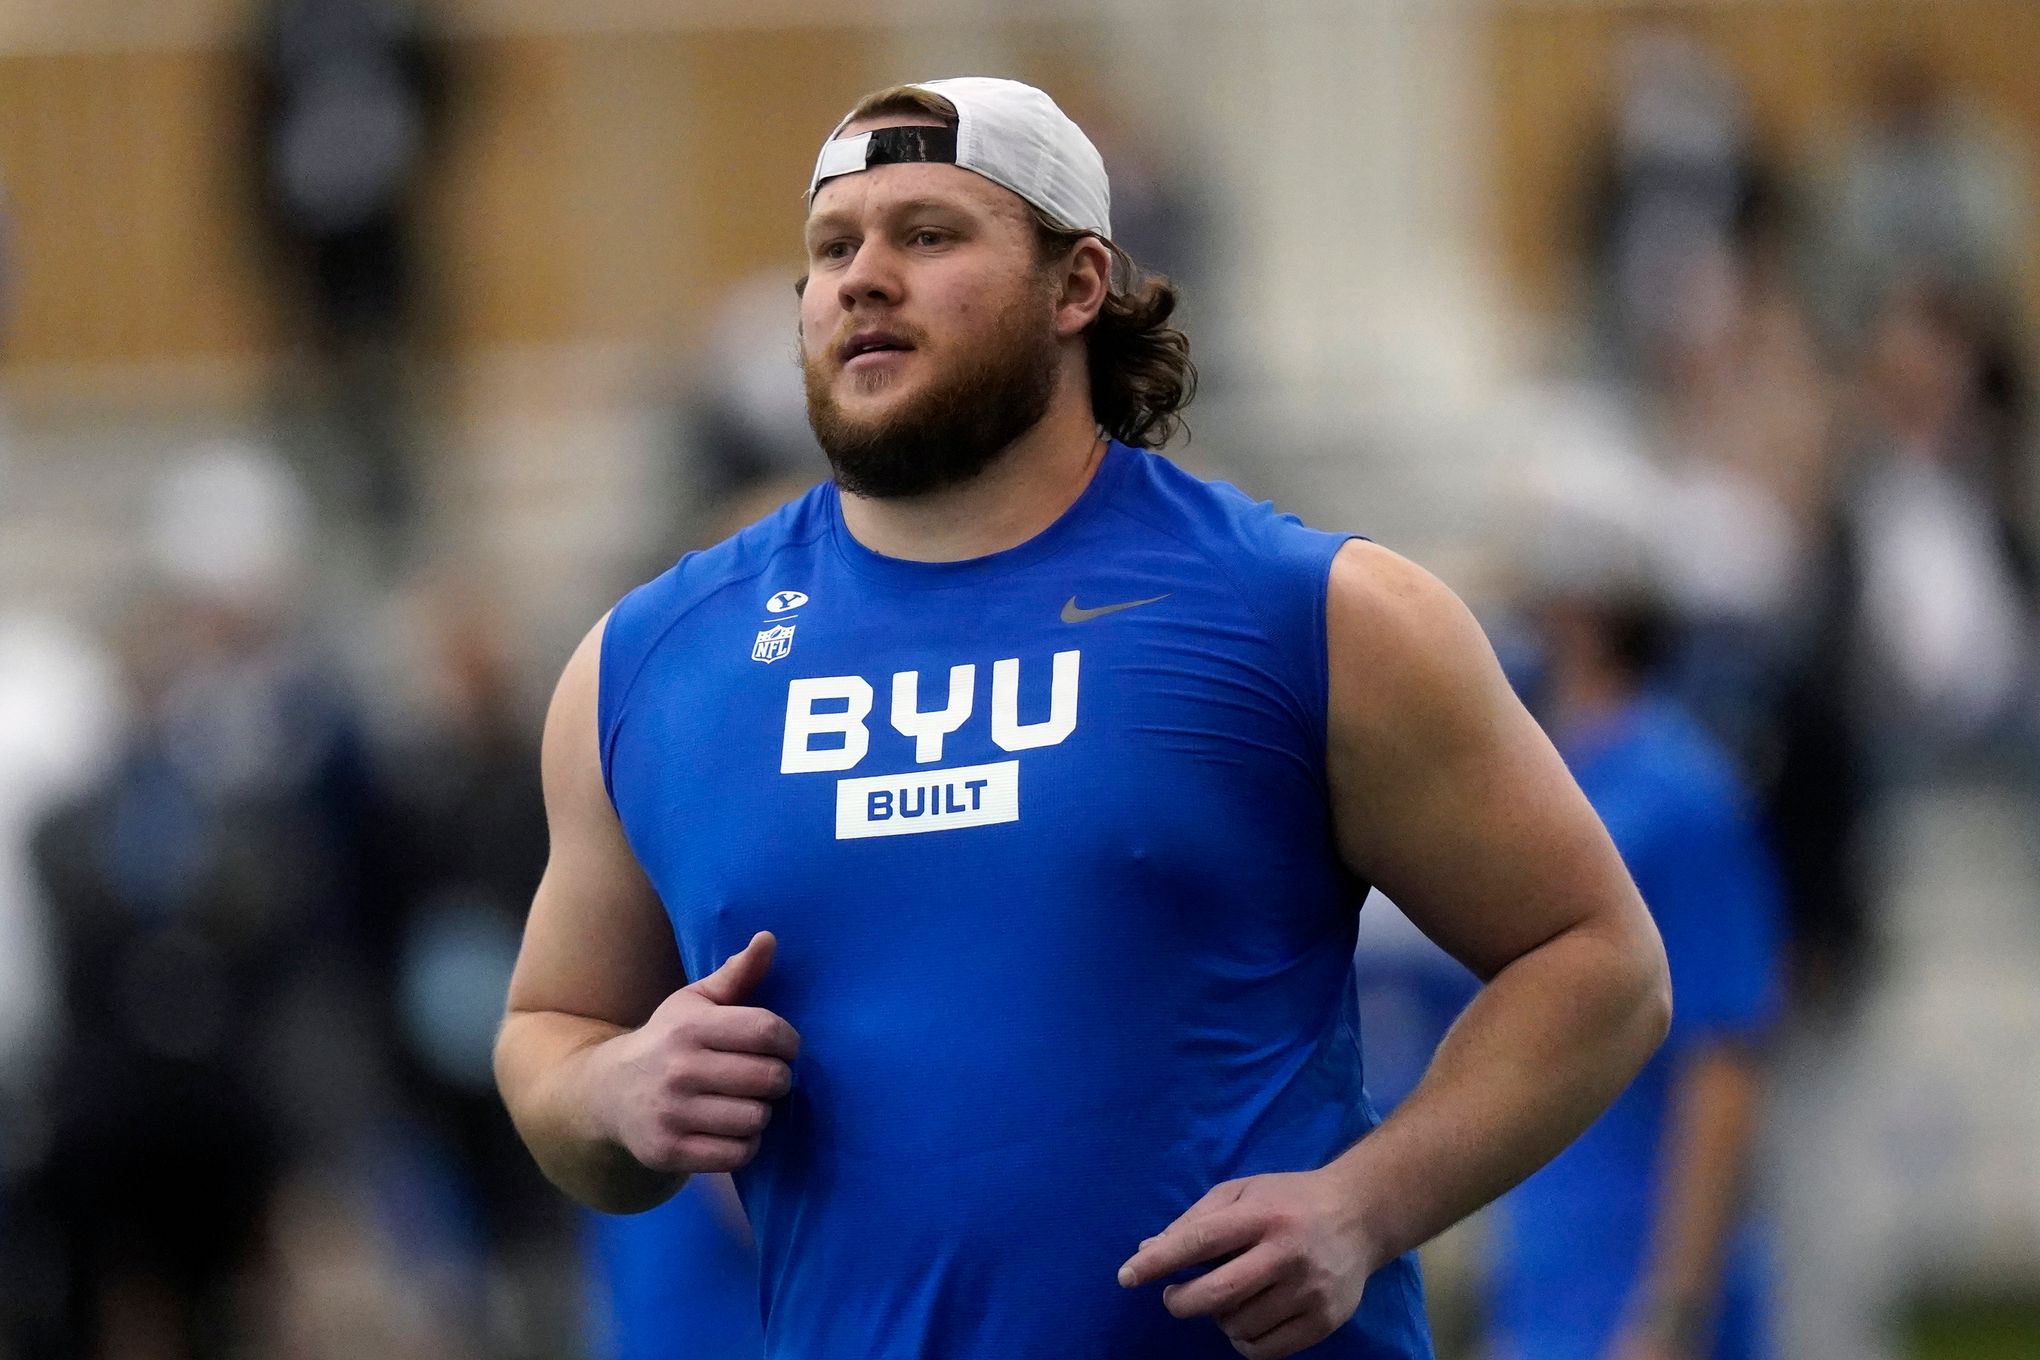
[608,573,1339,983]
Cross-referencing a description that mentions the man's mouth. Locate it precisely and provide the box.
[840,330,916,369]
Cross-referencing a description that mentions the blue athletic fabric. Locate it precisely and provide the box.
[584,1179,765,1360]
[1489,695,1782,1360]
[598,441,1433,1359]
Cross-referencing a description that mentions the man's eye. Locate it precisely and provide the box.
[911,229,948,247]
[817,241,855,262]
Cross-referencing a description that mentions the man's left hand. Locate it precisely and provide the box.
[1117,1170,1379,1359]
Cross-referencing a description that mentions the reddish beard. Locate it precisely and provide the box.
[803,279,1062,500]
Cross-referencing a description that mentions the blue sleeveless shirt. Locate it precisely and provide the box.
[599,442,1433,1359]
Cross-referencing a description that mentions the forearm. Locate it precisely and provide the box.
[1325,918,1671,1260]
[494,1008,685,1214]
[1638,1047,1763,1310]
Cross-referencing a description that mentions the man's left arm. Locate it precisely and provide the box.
[1119,540,1672,1358]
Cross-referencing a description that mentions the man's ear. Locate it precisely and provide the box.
[1055,237,1113,338]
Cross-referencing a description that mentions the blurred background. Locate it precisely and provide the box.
[0,1,2036,1358]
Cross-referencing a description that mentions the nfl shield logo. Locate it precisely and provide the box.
[751,624,795,663]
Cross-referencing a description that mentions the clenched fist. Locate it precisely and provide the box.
[589,931,800,1177]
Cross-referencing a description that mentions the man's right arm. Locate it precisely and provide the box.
[493,615,798,1215]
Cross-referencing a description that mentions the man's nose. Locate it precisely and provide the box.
[837,241,903,309]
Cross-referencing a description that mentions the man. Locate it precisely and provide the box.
[495,77,1671,1359]
[1489,586,1781,1360]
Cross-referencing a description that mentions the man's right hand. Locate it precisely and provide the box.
[589,930,800,1176]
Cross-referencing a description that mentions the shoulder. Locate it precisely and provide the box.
[1326,537,1468,623]
[544,610,611,783]
[1106,445,1352,582]
[602,485,832,690]
[610,486,832,640]
[1326,540,1507,750]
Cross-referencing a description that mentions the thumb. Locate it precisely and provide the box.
[685,931,776,1006]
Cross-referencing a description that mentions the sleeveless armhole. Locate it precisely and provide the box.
[597,563,690,812]
[1286,523,1361,760]
[1232,506,1362,770]
[595,597,632,811]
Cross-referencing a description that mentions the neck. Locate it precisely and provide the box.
[836,392,1109,563]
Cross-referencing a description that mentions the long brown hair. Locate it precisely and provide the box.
[830,85,1197,448]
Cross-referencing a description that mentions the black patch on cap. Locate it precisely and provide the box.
[820,125,960,186]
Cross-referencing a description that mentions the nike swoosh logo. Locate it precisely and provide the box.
[1061,593,1171,624]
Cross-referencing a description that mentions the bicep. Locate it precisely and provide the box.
[1323,541,1651,981]
[505,612,684,1028]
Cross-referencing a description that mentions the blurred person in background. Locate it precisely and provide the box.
[0,173,128,1354]
[244,0,451,561]
[1814,274,2036,779]
[361,579,589,1360]
[1749,272,2036,1008]
[1609,203,1866,1014]
[1763,266,2040,1360]
[1631,233,1832,773]
[1579,30,1788,383]
[24,448,396,1360]
[0,621,122,1359]
[1820,52,2033,344]
[1568,28,1883,1012]
[1488,550,1783,1360]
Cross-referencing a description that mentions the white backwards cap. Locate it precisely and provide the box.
[807,76,1112,241]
